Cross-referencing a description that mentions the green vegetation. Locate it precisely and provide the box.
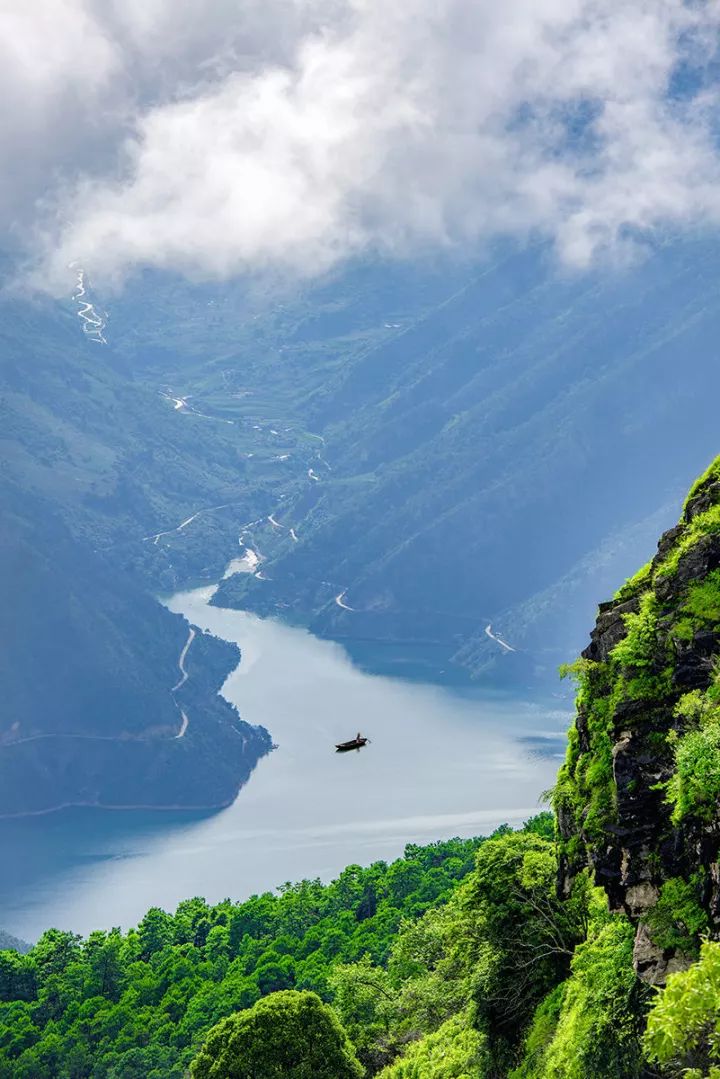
[666,683,720,823]
[642,877,708,958]
[0,835,482,1078]
[0,817,615,1079]
[512,910,649,1078]
[191,991,363,1079]
[644,941,720,1077]
[554,657,617,847]
[554,588,676,854]
[683,570,720,623]
[0,810,695,1079]
[614,560,653,603]
[378,1011,487,1077]
[683,457,720,512]
[555,460,720,877]
[656,503,720,580]
[0,814,670,1079]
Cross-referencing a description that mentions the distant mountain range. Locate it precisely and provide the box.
[3,235,720,812]
[190,239,720,685]
[0,928,29,953]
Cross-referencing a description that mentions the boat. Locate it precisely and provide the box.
[335,732,369,752]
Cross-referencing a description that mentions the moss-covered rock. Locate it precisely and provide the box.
[555,456,720,983]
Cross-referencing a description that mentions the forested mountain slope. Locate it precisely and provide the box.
[185,238,720,684]
[0,289,272,815]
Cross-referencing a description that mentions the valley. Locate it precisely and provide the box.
[3,238,720,822]
[5,9,720,1074]
[112,239,720,685]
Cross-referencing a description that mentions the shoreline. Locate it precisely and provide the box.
[0,798,233,821]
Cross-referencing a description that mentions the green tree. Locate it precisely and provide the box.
[464,830,590,1055]
[190,990,364,1079]
[378,1010,487,1078]
[0,834,510,1077]
[137,908,173,958]
[513,909,649,1078]
[330,956,398,1071]
[83,929,124,999]
[0,952,36,1003]
[32,929,81,978]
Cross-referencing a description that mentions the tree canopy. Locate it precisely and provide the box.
[191,990,363,1078]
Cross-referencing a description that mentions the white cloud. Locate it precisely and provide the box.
[5,0,720,289]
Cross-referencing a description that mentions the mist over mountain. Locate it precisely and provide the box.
[4,229,720,814]
[114,238,720,685]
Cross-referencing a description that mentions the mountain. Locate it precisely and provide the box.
[5,235,720,812]
[185,237,720,685]
[0,930,29,954]
[0,288,271,815]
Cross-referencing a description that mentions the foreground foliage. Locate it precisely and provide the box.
[512,908,649,1078]
[644,941,720,1078]
[0,836,480,1078]
[0,811,716,1078]
[0,815,648,1078]
[190,990,363,1079]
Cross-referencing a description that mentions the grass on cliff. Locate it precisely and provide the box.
[558,458,720,866]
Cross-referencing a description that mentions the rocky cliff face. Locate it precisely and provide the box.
[557,457,720,984]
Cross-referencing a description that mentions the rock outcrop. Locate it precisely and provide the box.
[557,457,720,983]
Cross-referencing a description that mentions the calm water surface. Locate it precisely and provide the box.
[0,587,569,940]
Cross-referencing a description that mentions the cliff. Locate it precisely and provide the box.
[557,455,720,983]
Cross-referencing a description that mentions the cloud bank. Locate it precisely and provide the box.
[5,0,720,289]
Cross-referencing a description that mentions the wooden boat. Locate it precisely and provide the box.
[335,733,369,752]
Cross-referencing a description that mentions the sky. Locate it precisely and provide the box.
[3,0,720,291]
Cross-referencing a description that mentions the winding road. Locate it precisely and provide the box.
[171,627,196,738]
[172,627,196,692]
[72,268,107,344]
[144,503,231,545]
[159,391,188,411]
[159,390,234,425]
[484,624,516,653]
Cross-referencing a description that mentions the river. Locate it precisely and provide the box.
[0,586,569,941]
